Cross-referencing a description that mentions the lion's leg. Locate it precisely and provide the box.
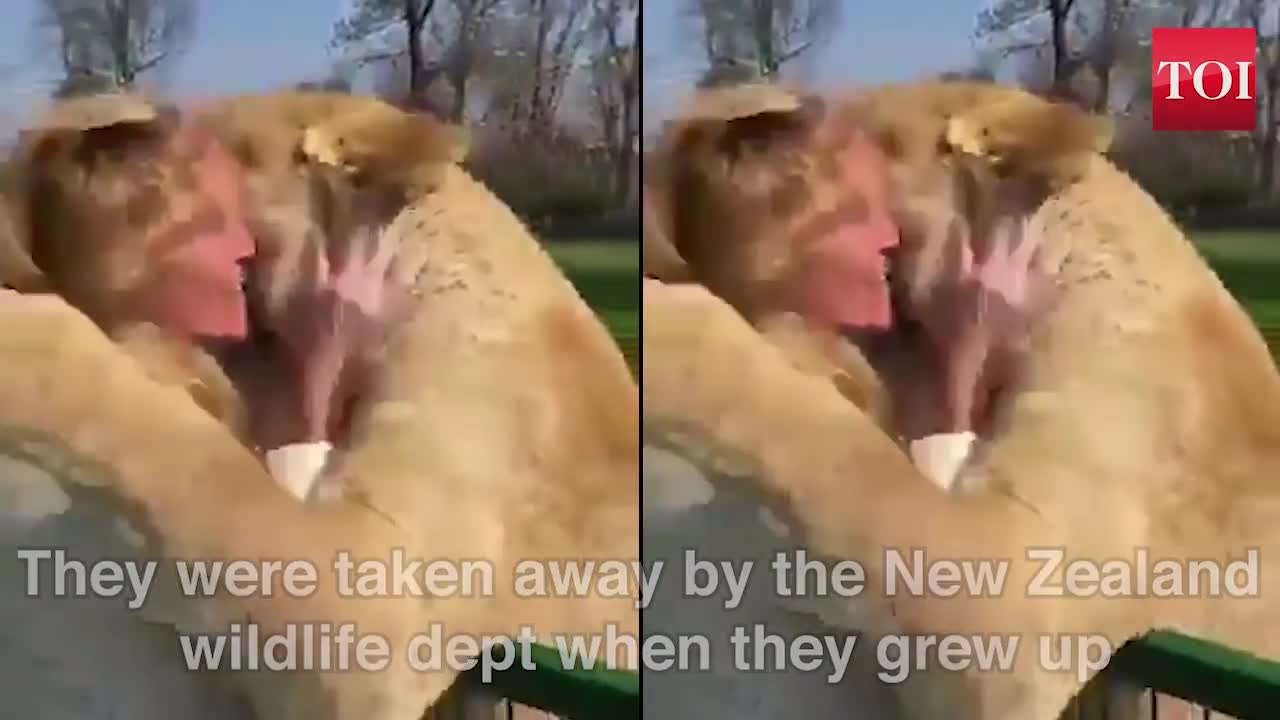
[642,279,1147,719]
[0,293,455,720]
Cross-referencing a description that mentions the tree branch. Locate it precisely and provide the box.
[775,39,813,66]
[416,0,437,28]
[355,49,407,66]
[134,51,167,74]
[998,38,1048,56]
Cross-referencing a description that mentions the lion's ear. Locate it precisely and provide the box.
[944,98,1114,160]
[659,84,825,175]
[3,94,175,293]
[642,177,693,282]
[294,107,466,203]
[37,93,163,132]
[679,83,806,122]
[299,124,345,169]
[0,195,44,292]
[667,83,823,150]
[644,84,824,284]
[943,96,1113,188]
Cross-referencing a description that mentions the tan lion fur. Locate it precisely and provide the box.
[643,81,1280,719]
[0,91,639,719]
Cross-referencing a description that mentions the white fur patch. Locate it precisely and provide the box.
[758,506,792,539]
[643,445,715,517]
[265,442,333,501]
[300,125,343,167]
[112,517,146,549]
[0,455,70,535]
[908,432,977,492]
[944,115,988,158]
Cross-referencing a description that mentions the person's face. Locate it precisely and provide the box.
[796,133,901,330]
[148,134,255,340]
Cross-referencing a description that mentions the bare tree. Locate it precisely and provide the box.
[1241,0,1280,195]
[470,33,527,124]
[1047,0,1077,92]
[938,65,997,82]
[978,0,1250,102]
[1094,0,1248,112]
[587,0,638,202]
[1082,0,1127,110]
[333,0,439,100]
[685,0,839,79]
[294,63,357,92]
[977,0,1279,199]
[367,55,456,116]
[697,57,761,87]
[1136,0,1280,195]
[1163,0,1237,27]
[39,0,196,93]
[428,0,507,122]
[522,0,592,134]
[976,0,1080,95]
[464,0,590,132]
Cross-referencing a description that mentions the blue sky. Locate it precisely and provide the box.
[0,0,341,128]
[643,0,988,128]
[0,0,989,132]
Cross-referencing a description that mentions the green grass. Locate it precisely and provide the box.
[545,239,639,373]
[1192,229,1280,360]
[543,232,1280,373]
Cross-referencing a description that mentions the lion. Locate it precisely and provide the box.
[642,78,1280,719]
[0,90,639,720]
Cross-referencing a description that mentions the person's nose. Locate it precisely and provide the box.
[873,214,901,250]
[231,223,255,261]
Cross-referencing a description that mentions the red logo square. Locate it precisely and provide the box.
[1151,27,1257,131]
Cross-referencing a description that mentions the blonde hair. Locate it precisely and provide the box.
[19,108,222,326]
[650,85,866,315]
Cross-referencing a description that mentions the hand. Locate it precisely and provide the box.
[917,212,1058,431]
[274,226,413,442]
[927,213,1056,340]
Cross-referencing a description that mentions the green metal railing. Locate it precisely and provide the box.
[1104,631,1280,719]
[459,633,1280,720]
[460,643,640,720]
[460,630,1280,712]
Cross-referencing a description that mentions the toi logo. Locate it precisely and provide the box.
[1151,26,1257,131]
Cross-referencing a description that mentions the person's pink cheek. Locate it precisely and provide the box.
[153,279,247,340]
[162,227,252,340]
[801,220,896,330]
